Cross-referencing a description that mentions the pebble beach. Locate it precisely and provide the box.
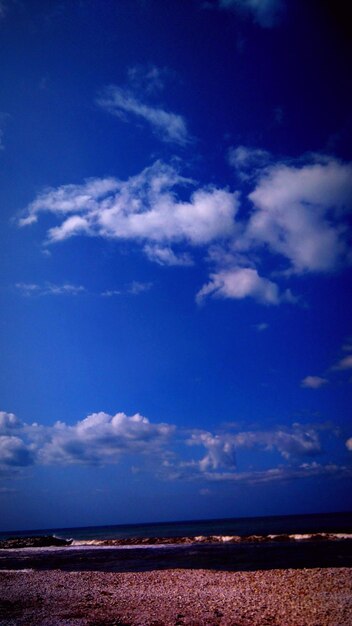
[1,567,351,625]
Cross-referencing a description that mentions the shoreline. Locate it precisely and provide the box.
[1,567,351,625]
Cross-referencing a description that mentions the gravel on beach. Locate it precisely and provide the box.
[0,567,351,625]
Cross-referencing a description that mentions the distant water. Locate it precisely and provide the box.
[1,510,351,541]
[1,512,351,573]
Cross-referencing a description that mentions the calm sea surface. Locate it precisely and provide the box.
[1,511,351,541]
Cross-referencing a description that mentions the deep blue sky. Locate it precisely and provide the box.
[0,0,352,531]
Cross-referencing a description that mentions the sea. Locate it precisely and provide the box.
[1,510,352,542]
[1,511,351,573]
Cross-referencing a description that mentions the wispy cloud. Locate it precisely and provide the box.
[97,85,189,146]
[127,281,153,295]
[101,282,154,297]
[101,289,122,297]
[214,0,285,28]
[332,355,352,371]
[342,343,352,352]
[199,463,352,484]
[228,145,271,180]
[301,340,352,388]
[0,1,7,21]
[234,426,323,459]
[16,281,153,299]
[127,64,169,96]
[253,322,269,332]
[144,244,194,267]
[0,112,9,150]
[16,282,86,296]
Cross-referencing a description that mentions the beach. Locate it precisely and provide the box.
[1,566,351,625]
[1,522,351,624]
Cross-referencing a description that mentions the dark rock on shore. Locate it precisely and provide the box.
[0,535,72,549]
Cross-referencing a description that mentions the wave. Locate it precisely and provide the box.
[70,532,352,547]
[1,532,351,550]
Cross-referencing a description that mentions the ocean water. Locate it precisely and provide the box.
[1,510,351,541]
[0,512,351,573]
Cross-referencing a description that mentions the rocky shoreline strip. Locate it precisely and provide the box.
[1,567,351,625]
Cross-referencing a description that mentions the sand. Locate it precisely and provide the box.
[0,567,351,625]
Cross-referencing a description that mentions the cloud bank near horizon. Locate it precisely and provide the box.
[1,410,350,486]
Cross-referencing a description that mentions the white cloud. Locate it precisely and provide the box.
[0,413,36,472]
[0,436,34,467]
[248,159,352,274]
[20,161,239,248]
[0,410,175,471]
[97,85,189,145]
[18,155,352,308]
[187,432,237,471]
[39,411,175,466]
[1,411,349,488]
[48,216,91,242]
[332,355,352,371]
[218,0,284,27]
[196,267,292,305]
[19,177,120,227]
[301,376,329,389]
[0,411,22,433]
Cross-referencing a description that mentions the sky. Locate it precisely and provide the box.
[0,0,352,532]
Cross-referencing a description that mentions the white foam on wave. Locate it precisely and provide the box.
[267,533,352,541]
[67,542,179,550]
